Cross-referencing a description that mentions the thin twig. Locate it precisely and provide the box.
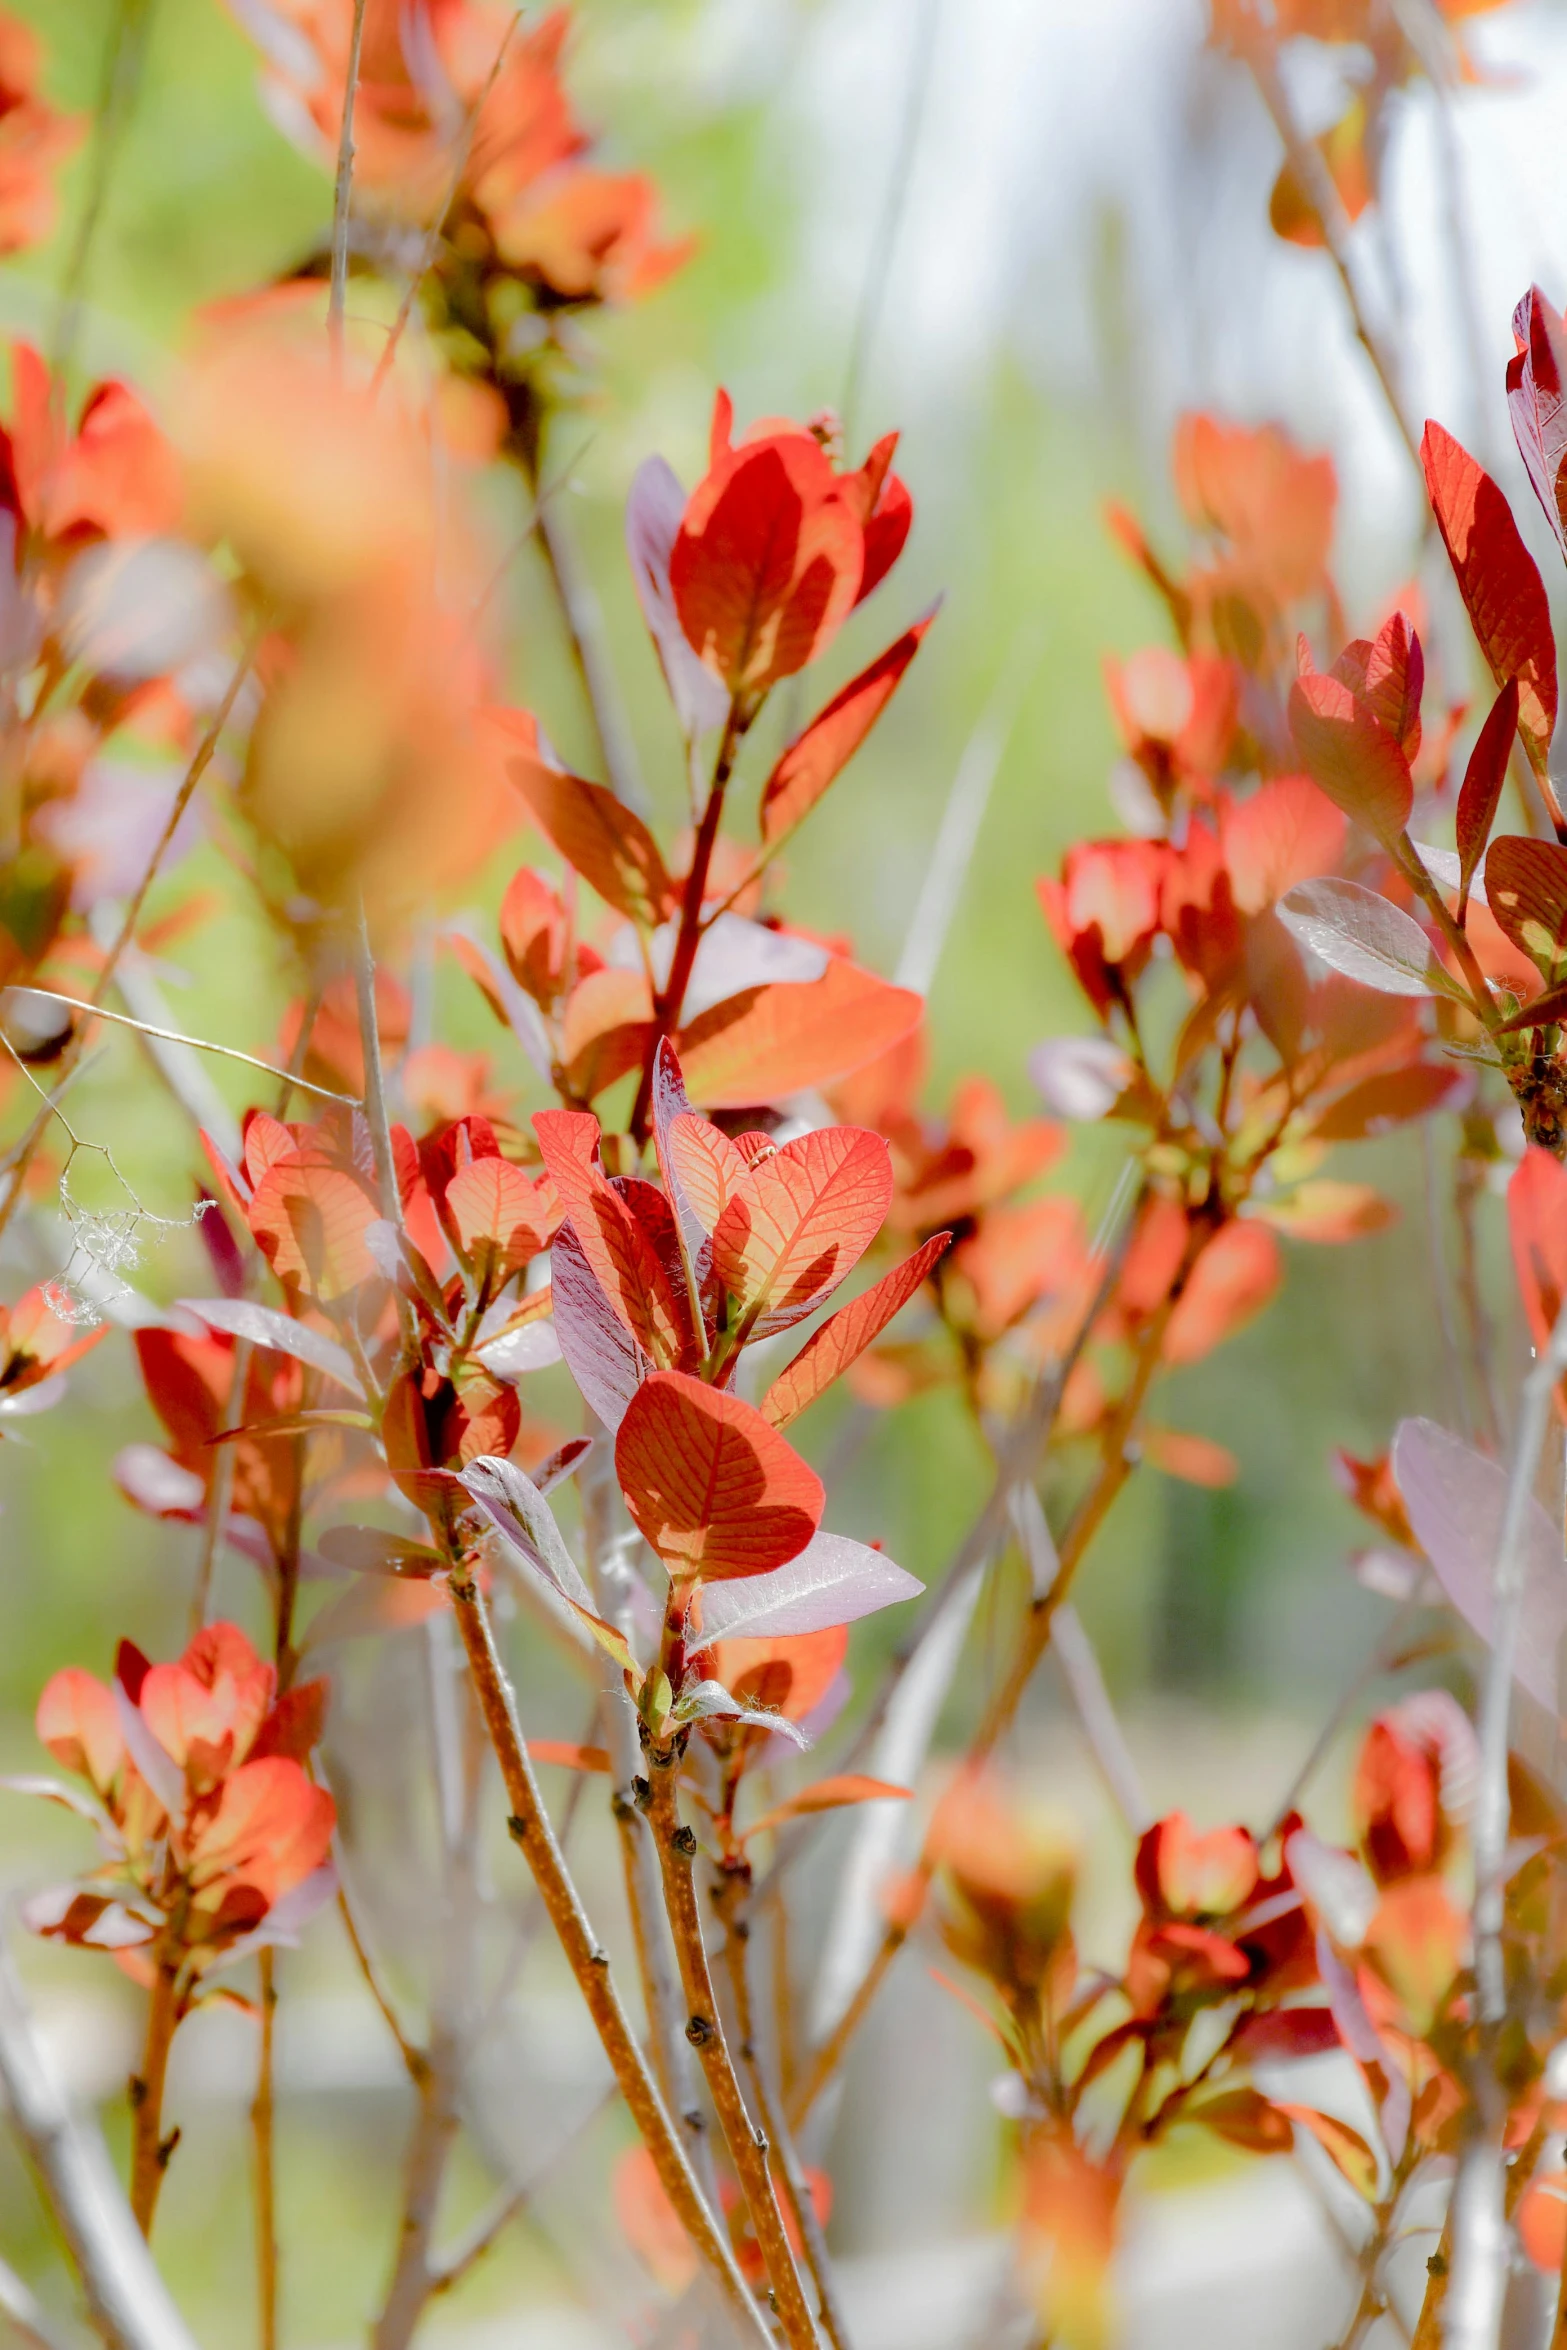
[0,2252,78,2350]
[447,1566,771,2343]
[369,14,522,400]
[353,904,417,1359]
[533,489,650,818]
[1049,1604,1151,1836]
[328,0,371,360]
[1263,1590,1423,1842]
[51,0,154,384]
[894,632,1038,1000]
[251,1950,278,2350]
[1239,35,1421,471]
[579,1443,713,2199]
[643,1759,817,2350]
[1443,1296,1567,2350]
[841,0,941,447]
[428,2083,617,2299]
[0,993,355,1109]
[714,1877,852,2350]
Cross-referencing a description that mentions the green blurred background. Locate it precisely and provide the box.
[0,0,1556,2340]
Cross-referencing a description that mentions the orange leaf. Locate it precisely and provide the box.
[509,754,676,927]
[665,1111,749,1236]
[1161,1222,1281,1365]
[559,967,655,1100]
[760,614,933,844]
[443,1156,550,1282]
[677,958,923,1109]
[1275,2104,1380,2202]
[712,1126,893,1336]
[614,1369,823,1580]
[247,1162,379,1301]
[761,1232,950,1427]
[744,1774,912,1841]
[1422,422,1557,779]
[527,1740,611,1773]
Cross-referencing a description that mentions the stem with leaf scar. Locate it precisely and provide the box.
[443,1556,773,2345]
[710,1866,853,2350]
[128,1953,181,2238]
[629,703,744,1142]
[642,1749,820,2350]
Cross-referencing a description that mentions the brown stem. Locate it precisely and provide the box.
[629,707,743,1142]
[580,1443,712,2194]
[252,1949,278,2350]
[1397,844,1498,1029]
[445,1567,771,2344]
[644,1758,818,2350]
[0,631,259,1255]
[714,1875,852,2350]
[128,1960,180,2238]
[371,2030,462,2350]
[791,1218,1214,2123]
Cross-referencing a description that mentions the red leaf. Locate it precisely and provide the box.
[759,614,933,845]
[761,1233,951,1427]
[1287,672,1413,844]
[677,958,923,1108]
[614,1369,823,1580]
[1421,421,1557,780]
[549,1221,654,1430]
[1507,285,1567,561]
[712,1126,894,1337]
[1364,611,1423,759]
[443,1157,550,1282]
[671,435,865,694]
[1484,834,1567,980]
[1457,679,1520,905]
[509,753,676,928]
[1220,773,1346,915]
[533,1109,687,1366]
[1509,1146,1567,1357]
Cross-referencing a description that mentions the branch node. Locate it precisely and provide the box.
[685,2013,714,2047]
[670,1824,697,1859]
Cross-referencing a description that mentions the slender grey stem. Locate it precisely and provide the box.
[1444,1298,1567,2350]
[0,2252,80,2350]
[0,1940,199,2350]
[841,0,941,446]
[328,0,371,359]
[894,632,1038,1000]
